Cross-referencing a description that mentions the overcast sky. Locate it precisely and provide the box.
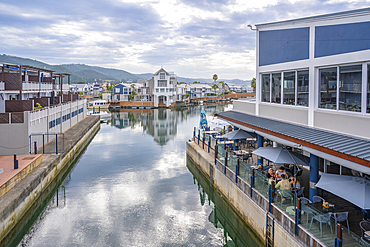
[0,0,369,79]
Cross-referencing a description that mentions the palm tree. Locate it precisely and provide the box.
[213,74,218,84]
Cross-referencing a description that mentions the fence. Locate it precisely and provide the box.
[29,133,65,154]
[192,127,366,247]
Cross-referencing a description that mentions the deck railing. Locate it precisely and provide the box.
[193,127,365,247]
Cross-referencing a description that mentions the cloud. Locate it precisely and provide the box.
[0,0,369,79]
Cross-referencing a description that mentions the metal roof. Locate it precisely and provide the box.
[255,7,370,28]
[216,111,370,166]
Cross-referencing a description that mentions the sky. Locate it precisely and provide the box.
[0,0,369,80]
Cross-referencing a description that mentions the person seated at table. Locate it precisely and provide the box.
[275,166,287,182]
[275,174,291,204]
[289,176,301,190]
[266,168,275,184]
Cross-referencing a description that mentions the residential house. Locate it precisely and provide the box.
[147,68,177,107]
[0,62,86,155]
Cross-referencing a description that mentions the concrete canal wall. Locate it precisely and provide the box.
[0,115,100,242]
[186,141,314,247]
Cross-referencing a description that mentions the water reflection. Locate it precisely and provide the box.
[2,104,261,247]
[187,157,263,247]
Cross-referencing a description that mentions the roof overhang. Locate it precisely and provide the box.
[216,111,370,175]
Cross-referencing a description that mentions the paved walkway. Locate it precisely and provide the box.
[0,154,42,188]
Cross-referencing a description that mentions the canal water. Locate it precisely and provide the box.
[4,105,263,247]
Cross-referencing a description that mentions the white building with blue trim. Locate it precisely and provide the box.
[218,8,370,202]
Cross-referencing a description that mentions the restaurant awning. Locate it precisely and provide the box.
[316,173,370,209]
[252,147,310,166]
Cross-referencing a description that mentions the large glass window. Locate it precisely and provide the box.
[158,80,167,87]
[339,65,362,112]
[368,65,370,113]
[297,70,309,106]
[319,67,337,109]
[160,73,165,79]
[283,72,295,105]
[262,74,270,102]
[271,73,281,103]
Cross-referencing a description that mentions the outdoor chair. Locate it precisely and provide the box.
[309,213,333,237]
[300,197,314,227]
[294,187,305,197]
[276,189,294,206]
[312,195,325,203]
[360,221,370,242]
[330,212,349,234]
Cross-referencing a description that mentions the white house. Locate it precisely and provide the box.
[147,68,177,107]
[0,62,86,155]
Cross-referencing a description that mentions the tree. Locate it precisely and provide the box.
[213,74,218,84]
[251,77,256,93]
[219,81,225,93]
[129,91,137,101]
[212,83,219,95]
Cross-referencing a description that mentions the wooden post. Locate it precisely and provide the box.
[1,65,4,82]
[336,223,342,247]
[198,129,200,145]
[38,69,41,98]
[215,140,218,165]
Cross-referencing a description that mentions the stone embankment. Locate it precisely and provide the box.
[0,115,100,242]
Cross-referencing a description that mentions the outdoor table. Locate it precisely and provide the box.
[286,206,296,216]
[234,150,249,156]
[310,202,343,214]
[218,140,234,145]
[204,130,219,134]
[365,231,370,237]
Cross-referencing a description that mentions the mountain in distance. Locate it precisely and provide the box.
[0,54,250,85]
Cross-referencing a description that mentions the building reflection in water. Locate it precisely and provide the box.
[187,157,263,247]
[109,104,228,146]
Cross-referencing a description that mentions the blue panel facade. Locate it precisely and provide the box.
[259,28,309,66]
[315,21,370,57]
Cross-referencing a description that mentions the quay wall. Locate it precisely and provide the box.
[0,116,100,243]
[186,141,303,247]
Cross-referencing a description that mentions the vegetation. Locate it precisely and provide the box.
[213,74,218,83]
[251,77,256,93]
[129,91,137,101]
[99,94,102,99]
[212,83,218,95]
[179,82,187,85]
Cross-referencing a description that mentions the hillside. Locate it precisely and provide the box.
[0,54,250,85]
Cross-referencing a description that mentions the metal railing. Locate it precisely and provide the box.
[29,133,65,154]
[192,128,365,247]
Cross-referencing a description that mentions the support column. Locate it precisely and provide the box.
[257,134,264,165]
[309,154,319,201]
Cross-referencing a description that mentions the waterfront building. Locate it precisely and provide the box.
[147,68,177,107]
[112,83,132,101]
[0,62,87,155]
[218,8,370,201]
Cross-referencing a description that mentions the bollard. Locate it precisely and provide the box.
[93,107,95,114]
[193,127,196,141]
[251,168,255,198]
[335,223,343,247]
[224,151,228,174]
[34,141,37,154]
[269,181,275,213]
[208,137,210,153]
[14,154,18,169]
[99,106,101,113]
